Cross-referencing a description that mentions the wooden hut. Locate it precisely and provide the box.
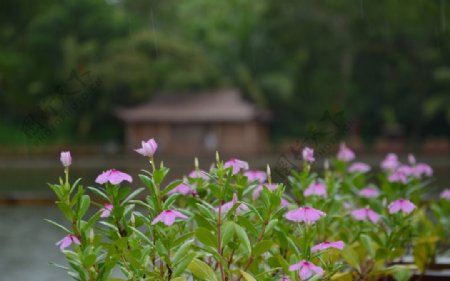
[115,89,270,155]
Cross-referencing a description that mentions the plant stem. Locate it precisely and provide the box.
[217,201,226,281]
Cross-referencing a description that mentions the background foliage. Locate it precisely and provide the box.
[1,0,449,145]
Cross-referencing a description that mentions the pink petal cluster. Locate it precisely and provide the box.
[289,260,324,280]
[337,143,355,162]
[217,194,249,214]
[348,162,371,173]
[441,189,450,200]
[189,169,209,180]
[302,147,315,163]
[388,199,416,214]
[284,206,326,224]
[60,151,72,167]
[381,153,400,170]
[351,207,380,223]
[100,204,113,218]
[311,241,345,253]
[95,169,133,185]
[388,166,410,184]
[304,181,327,198]
[358,187,380,198]
[152,210,188,226]
[56,235,80,251]
[253,183,278,200]
[167,182,194,195]
[135,138,158,157]
[244,170,267,183]
[281,198,289,207]
[224,158,249,175]
[412,163,433,178]
[279,277,291,281]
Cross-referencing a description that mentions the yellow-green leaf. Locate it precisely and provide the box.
[240,270,256,281]
[188,258,218,281]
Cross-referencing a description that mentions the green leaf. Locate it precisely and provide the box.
[252,240,274,257]
[87,186,109,202]
[240,270,256,281]
[81,211,101,232]
[172,239,193,265]
[78,195,90,218]
[221,221,235,246]
[162,179,183,196]
[44,219,71,233]
[360,234,375,258]
[341,245,361,272]
[188,258,218,281]
[56,202,73,221]
[195,227,217,248]
[235,224,251,255]
[122,187,145,204]
[171,278,187,281]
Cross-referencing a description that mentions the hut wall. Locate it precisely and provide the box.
[126,121,268,155]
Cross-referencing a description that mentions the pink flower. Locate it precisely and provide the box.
[351,207,380,223]
[151,210,188,226]
[284,206,326,224]
[167,182,194,195]
[100,204,113,218]
[302,147,315,163]
[281,198,289,207]
[189,170,209,180]
[217,193,249,214]
[388,166,410,184]
[252,183,278,200]
[289,260,324,280]
[311,241,345,253]
[304,181,327,198]
[56,235,80,251]
[244,170,267,183]
[95,169,133,185]
[358,187,380,198]
[388,199,416,214]
[60,151,72,167]
[224,158,249,174]
[440,189,450,200]
[381,153,400,170]
[412,163,433,178]
[337,143,355,162]
[279,277,291,281]
[348,162,371,173]
[135,138,158,157]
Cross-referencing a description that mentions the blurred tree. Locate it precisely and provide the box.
[1,0,449,146]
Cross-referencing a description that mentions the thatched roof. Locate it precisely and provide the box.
[116,89,269,123]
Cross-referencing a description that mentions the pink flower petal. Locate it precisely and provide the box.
[284,207,325,224]
[224,158,249,174]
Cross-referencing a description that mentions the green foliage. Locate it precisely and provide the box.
[47,147,450,280]
[2,0,450,145]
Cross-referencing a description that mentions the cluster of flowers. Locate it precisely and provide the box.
[51,140,450,281]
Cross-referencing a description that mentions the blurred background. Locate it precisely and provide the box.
[0,0,449,280]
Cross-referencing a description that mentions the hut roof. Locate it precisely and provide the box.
[116,89,268,123]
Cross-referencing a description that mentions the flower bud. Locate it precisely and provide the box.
[60,151,72,167]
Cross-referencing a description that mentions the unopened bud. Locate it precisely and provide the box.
[89,229,94,243]
[324,159,330,170]
[216,151,220,163]
[195,157,199,170]
[131,213,135,226]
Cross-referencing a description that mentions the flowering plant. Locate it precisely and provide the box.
[47,142,449,281]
